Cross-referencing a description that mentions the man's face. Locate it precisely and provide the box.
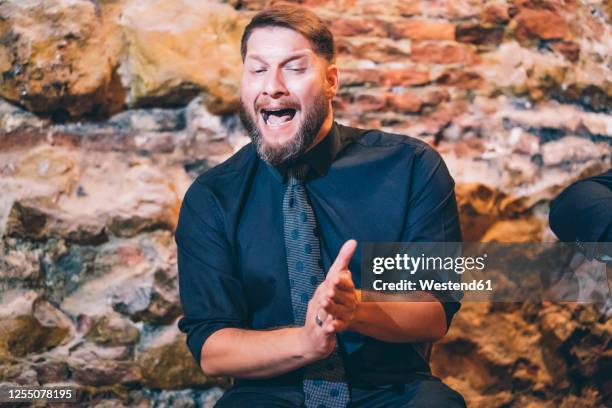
[239,26,337,166]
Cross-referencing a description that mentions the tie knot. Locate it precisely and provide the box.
[287,163,309,185]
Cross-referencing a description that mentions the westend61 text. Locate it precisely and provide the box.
[373,279,493,292]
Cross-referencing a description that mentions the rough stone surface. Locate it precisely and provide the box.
[431,302,611,408]
[84,312,141,347]
[0,291,74,358]
[118,0,246,113]
[0,0,247,120]
[67,342,142,386]
[0,0,124,119]
[0,0,611,407]
[136,324,229,390]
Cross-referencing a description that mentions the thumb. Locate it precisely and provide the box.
[329,239,357,275]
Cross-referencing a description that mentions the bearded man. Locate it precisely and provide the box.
[176,4,466,407]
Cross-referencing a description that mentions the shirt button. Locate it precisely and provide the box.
[295,261,304,272]
[313,226,319,237]
[304,243,312,254]
[289,197,295,208]
[318,259,324,269]
[310,276,318,286]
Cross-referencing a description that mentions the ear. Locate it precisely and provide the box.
[325,63,339,99]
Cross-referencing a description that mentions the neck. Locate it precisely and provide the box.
[304,108,334,153]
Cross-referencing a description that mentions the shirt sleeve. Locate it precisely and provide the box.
[401,143,463,330]
[175,179,248,366]
[549,169,612,243]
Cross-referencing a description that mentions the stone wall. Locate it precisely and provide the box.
[0,0,610,407]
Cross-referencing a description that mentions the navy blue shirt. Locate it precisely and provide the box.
[176,121,462,387]
[549,169,612,243]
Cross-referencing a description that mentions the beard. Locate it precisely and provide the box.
[239,90,329,166]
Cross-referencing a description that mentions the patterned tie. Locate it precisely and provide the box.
[283,163,350,408]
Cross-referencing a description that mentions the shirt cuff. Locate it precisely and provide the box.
[178,317,243,366]
[423,290,462,332]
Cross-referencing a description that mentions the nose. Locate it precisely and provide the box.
[262,67,288,98]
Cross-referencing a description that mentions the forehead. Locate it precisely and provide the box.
[245,26,316,62]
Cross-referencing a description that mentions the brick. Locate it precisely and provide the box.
[331,95,349,112]
[395,0,422,17]
[481,3,510,25]
[456,22,505,46]
[514,0,578,13]
[301,0,356,7]
[381,68,430,87]
[361,0,421,17]
[340,68,382,86]
[550,41,580,63]
[354,92,388,112]
[435,68,483,89]
[420,89,450,106]
[410,42,480,65]
[388,92,422,113]
[512,9,570,42]
[390,19,455,41]
[423,101,468,137]
[351,41,411,63]
[335,37,354,55]
[330,18,387,37]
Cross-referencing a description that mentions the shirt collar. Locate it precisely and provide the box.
[264,120,343,184]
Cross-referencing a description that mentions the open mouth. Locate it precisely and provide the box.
[260,108,297,127]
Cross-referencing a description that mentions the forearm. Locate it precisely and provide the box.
[349,290,447,343]
[200,326,314,378]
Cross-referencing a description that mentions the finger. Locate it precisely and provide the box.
[331,317,349,332]
[321,314,336,334]
[329,290,355,307]
[331,272,355,292]
[317,306,329,321]
[322,281,354,305]
[320,296,332,311]
[329,239,357,276]
[320,299,339,316]
[322,293,355,312]
[323,301,353,318]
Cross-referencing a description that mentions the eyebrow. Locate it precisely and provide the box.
[246,51,312,65]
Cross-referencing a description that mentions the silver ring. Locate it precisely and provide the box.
[315,312,324,327]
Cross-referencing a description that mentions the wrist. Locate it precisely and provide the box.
[295,326,319,363]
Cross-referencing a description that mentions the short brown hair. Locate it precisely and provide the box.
[240,3,336,64]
